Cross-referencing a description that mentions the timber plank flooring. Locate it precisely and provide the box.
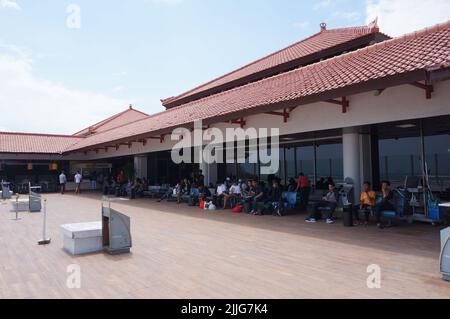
[0,193,449,299]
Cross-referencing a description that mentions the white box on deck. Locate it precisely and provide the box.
[60,221,103,256]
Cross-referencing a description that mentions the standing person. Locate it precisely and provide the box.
[59,171,67,195]
[90,171,97,190]
[74,171,82,194]
[117,170,125,185]
[374,181,395,229]
[306,182,338,224]
[296,173,311,211]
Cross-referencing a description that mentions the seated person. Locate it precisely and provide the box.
[124,179,134,197]
[287,178,297,192]
[176,180,188,204]
[250,180,266,216]
[353,182,376,226]
[134,179,145,197]
[189,183,200,206]
[223,181,241,209]
[158,183,176,202]
[198,184,211,200]
[267,179,283,216]
[374,180,395,229]
[306,182,338,224]
[214,182,228,207]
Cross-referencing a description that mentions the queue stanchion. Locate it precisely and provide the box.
[38,198,51,245]
[13,194,21,221]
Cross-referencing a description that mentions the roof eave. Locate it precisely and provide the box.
[64,68,429,155]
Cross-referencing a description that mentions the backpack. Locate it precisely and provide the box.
[232,205,243,213]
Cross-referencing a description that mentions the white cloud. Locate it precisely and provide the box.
[0,49,128,135]
[0,0,20,10]
[366,0,450,37]
[313,0,332,10]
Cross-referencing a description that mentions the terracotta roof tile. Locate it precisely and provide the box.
[162,24,386,107]
[0,133,84,154]
[73,106,149,136]
[66,20,450,153]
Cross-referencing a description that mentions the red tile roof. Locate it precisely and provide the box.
[73,106,149,137]
[0,132,84,154]
[65,20,450,153]
[162,23,388,108]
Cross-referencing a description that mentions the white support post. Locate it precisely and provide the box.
[38,199,51,245]
[343,127,362,202]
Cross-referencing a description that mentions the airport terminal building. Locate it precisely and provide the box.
[1,21,450,214]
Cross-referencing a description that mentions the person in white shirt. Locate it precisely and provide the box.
[223,181,241,209]
[74,171,82,194]
[215,182,228,207]
[59,171,67,195]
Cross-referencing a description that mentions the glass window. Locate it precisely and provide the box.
[296,145,315,182]
[285,147,296,183]
[316,142,343,184]
[424,134,450,191]
[379,136,421,187]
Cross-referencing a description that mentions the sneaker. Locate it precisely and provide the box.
[305,218,317,223]
[377,223,384,229]
[326,218,335,224]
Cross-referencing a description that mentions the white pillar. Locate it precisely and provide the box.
[360,134,372,186]
[134,156,148,179]
[200,159,217,186]
[343,128,361,202]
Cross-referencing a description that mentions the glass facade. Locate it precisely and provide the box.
[377,116,450,191]
[378,136,422,186]
[266,142,343,185]
[424,134,450,191]
[315,142,343,184]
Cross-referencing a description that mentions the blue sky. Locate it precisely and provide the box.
[1,0,449,134]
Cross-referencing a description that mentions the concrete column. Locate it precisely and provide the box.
[134,155,148,179]
[359,134,372,186]
[200,157,217,186]
[343,127,361,202]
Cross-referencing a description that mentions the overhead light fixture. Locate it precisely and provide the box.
[282,137,296,141]
[396,124,416,129]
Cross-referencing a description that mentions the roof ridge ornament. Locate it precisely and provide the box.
[320,22,327,32]
[368,17,379,33]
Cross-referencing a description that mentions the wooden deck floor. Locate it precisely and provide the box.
[0,193,449,299]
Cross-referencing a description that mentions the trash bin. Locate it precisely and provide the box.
[343,204,353,227]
